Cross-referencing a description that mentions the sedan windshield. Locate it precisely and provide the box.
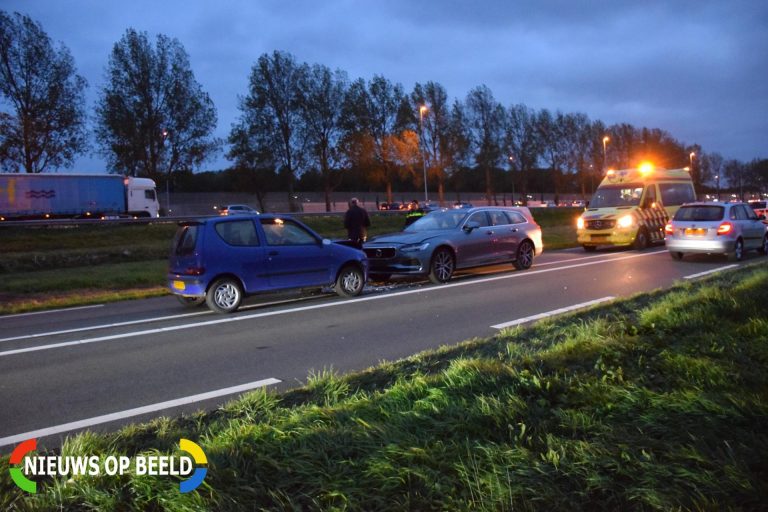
[674,206,724,221]
[589,184,644,208]
[405,210,467,232]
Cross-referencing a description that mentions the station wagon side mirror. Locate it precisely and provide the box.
[463,221,481,232]
[322,238,332,245]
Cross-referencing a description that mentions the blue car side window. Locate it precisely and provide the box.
[215,220,260,246]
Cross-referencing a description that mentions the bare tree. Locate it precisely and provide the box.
[95,29,219,182]
[341,75,411,203]
[231,50,306,211]
[0,11,88,173]
[297,64,348,212]
[504,104,542,204]
[465,85,504,204]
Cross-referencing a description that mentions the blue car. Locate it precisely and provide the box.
[168,214,368,313]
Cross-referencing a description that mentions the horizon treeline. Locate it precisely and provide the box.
[1,11,766,210]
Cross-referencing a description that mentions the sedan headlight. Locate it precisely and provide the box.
[401,242,430,253]
[617,214,634,229]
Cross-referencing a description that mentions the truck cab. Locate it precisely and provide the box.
[577,164,696,251]
[126,177,160,217]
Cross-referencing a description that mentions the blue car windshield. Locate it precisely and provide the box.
[405,210,467,232]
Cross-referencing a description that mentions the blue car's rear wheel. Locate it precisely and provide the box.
[206,277,243,313]
[428,247,455,284]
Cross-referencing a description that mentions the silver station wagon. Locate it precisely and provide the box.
[363,207,543,283]
[664,202,768,261]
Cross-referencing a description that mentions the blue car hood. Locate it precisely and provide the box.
[367,230,445,246]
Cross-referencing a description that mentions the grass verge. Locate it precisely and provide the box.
[2,265,766,511]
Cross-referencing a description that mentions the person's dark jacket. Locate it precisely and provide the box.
[344,204,371,246]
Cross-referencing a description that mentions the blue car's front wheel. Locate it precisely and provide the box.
[206,278,243,314]
[336,265,364,297]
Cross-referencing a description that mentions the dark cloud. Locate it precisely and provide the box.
[3,0,765,170]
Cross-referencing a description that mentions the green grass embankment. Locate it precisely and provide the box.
[2,265,766,510]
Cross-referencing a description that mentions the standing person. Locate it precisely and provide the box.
[344,197,371,249]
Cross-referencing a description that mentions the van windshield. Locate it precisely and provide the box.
[589,184,644,208]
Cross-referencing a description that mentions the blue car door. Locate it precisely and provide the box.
[211,219,269,292]
[259,218,332,289]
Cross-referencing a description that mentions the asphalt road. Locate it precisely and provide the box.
[1,246,763,451]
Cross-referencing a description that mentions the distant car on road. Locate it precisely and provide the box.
[168,214,367,313]
[748,200,767,218]
[364,207,542,283]
[218,204,259,216]
[664,202,768,261]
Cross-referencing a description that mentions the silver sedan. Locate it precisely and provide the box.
[363,207,543,283]
[665,202,768,261]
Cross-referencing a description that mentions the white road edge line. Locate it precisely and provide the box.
[0,250,665,358]
[0,310,212,344]
[0,377,281,448]
[683,264,739,280]
[491,297,616,329]
[1,304,104,319]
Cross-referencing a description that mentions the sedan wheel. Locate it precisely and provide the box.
[206,278,243,314]
[513,240,535,270]
[760,234,768,255]
[670,251,684,261]
[428,247,455,284]
[336,265,364,297]
[728,238,744,262]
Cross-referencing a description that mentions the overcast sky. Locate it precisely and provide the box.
[5,0,767,171]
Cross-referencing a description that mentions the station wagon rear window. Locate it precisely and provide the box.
[674,206,724,221]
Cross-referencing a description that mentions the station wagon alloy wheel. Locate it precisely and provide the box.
[207,278,243,313]
[513,240,535,270]
[429,248,455,284]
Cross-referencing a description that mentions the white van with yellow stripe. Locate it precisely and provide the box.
[577,164,696,251]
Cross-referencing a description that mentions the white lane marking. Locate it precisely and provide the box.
[491,297,616,329]
[1,304,104,319]
[0,310,211,344]
[0,378,281,448]
[683,264,739,280]
[0,250,666,358]
[533,249,665,267]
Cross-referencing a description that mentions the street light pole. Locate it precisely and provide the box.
[602,136,609,173]
[419,105,428,203]
[161,129,170,216]
[715,174,720,201]
[508,155,516,205]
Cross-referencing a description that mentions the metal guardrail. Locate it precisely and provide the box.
[0,210,407,228]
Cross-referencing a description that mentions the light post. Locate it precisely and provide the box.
[419,105,429,203]
[508,155,516,205]
[161,129,170,215]
[602,136,610,172]
[715,174,720,201]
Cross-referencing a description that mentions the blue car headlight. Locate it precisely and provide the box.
[400,242,430,253]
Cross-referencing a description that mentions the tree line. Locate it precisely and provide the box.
[1,11,766,211]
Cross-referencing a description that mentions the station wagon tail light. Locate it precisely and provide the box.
[717,222,733,235]
[664,223,674,235]
[184,267,206,276]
